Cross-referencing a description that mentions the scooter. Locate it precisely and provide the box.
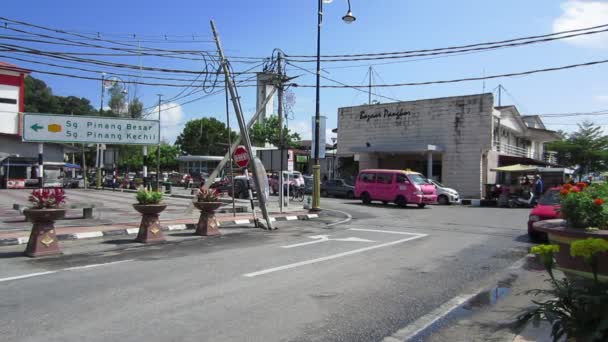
[507,191,536,208]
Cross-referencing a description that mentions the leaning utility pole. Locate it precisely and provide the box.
[210,20,273,230]
[368,66,372,105]
[156,94,162,191]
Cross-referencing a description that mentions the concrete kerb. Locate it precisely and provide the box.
[0,213,320,246]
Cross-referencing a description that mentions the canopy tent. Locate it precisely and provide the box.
[491,164,539,173]
[64,163,81,169]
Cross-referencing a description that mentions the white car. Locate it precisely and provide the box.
[429,179,461,205]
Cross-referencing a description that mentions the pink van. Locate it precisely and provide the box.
[355,169,437,208]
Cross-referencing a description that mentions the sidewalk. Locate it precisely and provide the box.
[0,211,319,246]
[405,255,556,342]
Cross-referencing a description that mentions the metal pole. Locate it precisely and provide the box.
[142,146,148,189]
[210,20,273,230]
[156,94,162,191]
[37,143,43,188]
[312,0,323,211]
[225,78,236,216]
[368,65,372,105]
[82,144,87,189]
[278,52,284,213]
[96,73,105,190]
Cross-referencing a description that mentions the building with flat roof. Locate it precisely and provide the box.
[337,93,561,198]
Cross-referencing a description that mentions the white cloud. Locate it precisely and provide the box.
[148,102,184,144]
[291,120,336,143]
[595,94,608,103]
[553,1,608,48]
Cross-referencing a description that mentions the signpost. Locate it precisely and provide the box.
[233,145,250,168]
[23,113,160,145]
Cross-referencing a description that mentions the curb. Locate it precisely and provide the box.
[0,213,319,246]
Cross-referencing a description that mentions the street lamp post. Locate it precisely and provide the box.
[312,0,356,211]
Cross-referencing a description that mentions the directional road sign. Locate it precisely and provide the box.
[22,113,160,145]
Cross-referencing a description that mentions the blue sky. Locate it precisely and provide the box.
[2,0,608,143]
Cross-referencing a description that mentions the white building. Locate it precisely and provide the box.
[337,93,561,198]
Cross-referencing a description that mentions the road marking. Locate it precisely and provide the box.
[281,235,376,249]
[350,228,425,236]
[73,231,104,239]
[234,219,252,224]
[382,293,476,342]
[244,234,427,277]
[285,216,298,221]
[62,259,133,271]
[324,208,353,227]
[0,271,58,283]
[126,228,139,234]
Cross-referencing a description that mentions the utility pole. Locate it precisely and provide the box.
[210,20,273,230]
[225,77,236,216]
[368,65,372,105]
[277,51,285,212]
[97,73,106,190]
[498,84,502,107]
[156,94,162,191]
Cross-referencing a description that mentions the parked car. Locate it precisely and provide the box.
[321,179,355,198]
[355,169,437,208]
[231,176,256,199]
[428,179,461,205]
[527,187,561,242]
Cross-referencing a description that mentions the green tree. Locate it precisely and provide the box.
[117,144,181,171]
[128,97,144,119]
[250,115,301,147]
[546,121,608,178]
[24,76,100,115]
[107,84,126,116]
[175,118,237,155]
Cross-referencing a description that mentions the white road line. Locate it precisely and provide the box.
[62,259,133,271]
[244,234,427,277]
[349,228,425,236]
[324,208,353,227]
[382,293,477,342]
[281,235,329,248]
[0,271,58,283]
[73,231,104,239]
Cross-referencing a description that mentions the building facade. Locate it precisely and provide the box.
[337,93,560,198]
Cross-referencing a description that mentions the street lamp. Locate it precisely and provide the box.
[312,0,356,211]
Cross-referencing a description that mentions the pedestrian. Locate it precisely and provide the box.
[533,174,544,202]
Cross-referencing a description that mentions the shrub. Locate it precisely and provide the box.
[197,187,219,202]
[560,183,608,229]
[28,188,66,209]
[135,189,164,204]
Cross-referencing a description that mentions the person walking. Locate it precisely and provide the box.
[533,174,544,202]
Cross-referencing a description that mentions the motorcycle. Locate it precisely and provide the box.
[507,191,536,208]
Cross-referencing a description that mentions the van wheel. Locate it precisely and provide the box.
[239,191,247,199]
[395,196,407,208]
[438,195,449,205]
[346,191,354,199]
[382,201,388,205]
[417,203,426,208]
[361,192,371,204]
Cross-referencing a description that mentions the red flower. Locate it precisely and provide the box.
[594,198,605,206]
[571,187,581,193]
[560,189,570,196]
[576,182,588,189]
[563,184,573,190]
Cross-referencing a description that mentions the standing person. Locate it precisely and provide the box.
[534,174,544,202]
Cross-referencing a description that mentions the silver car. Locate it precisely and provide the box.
[429,179,461,205]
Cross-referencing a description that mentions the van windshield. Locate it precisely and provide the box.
[408,174,430,185]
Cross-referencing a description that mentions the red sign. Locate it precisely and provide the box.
[233,145,250,168]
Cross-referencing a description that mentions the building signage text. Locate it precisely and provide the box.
[359,108,413,122]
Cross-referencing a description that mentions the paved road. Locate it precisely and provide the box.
[0,198,532,342]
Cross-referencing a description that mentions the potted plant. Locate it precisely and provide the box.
[23,188,67,257]
[193,186,223,236]
[133,189,166,243]
[535,182,608,280]
[520,240,608,341]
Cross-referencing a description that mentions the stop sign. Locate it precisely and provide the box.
[233,145,250,168]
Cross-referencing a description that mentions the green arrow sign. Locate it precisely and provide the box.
[30,123,44,132]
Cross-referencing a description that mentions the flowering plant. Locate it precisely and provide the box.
[196,187,219,202]
[28,188,66,209]
[560,182,608,229]
[520,242,608,341]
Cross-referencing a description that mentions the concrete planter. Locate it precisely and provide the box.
[534,219,608,281]
[193,202,223,236]
[23,208,66,257]
[133,204,167,243]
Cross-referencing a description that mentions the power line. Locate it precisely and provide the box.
[285,23,608,59]
[289,58,608,88]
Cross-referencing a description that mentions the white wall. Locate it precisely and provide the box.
[0,84,19,135]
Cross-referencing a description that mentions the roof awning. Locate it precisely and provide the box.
[491,164,539,172]
[64,163,81,169]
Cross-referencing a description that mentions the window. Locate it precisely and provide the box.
[396,174,409,184]
[408,173,430,185]
[376,173,393,184]
[359,173,375,183]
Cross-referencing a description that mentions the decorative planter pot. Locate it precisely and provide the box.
[132,204,167,243]
[23,208,66,257]
[193,202,223,236]
[534,219,608,281]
